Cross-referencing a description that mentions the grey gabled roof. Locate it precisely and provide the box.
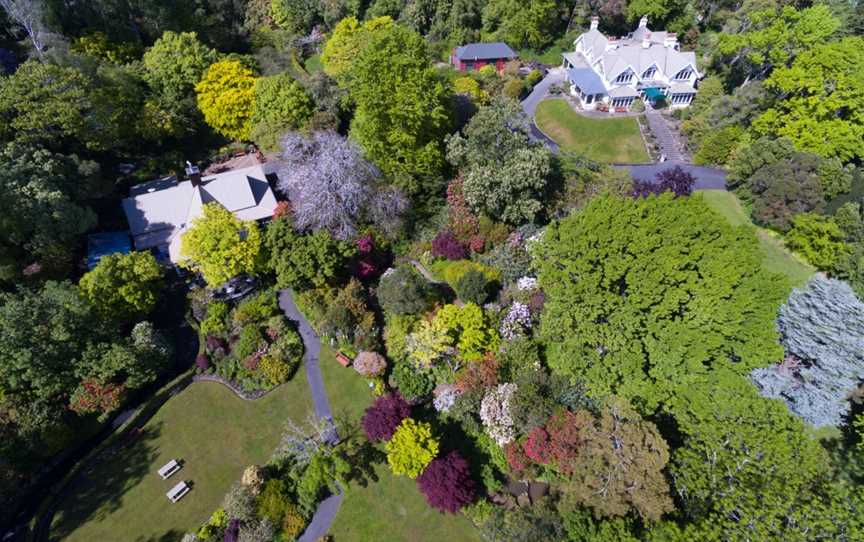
[567,67,607,95]
[454,42,517,61]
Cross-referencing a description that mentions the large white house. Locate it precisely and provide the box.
[562,16,700,111]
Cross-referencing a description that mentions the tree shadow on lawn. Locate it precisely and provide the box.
[49,422,163,541]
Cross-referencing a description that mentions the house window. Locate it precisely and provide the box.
[674,68,693,80]
[670,93,694,104]
[642,67,657,80]
[614,71,634,84]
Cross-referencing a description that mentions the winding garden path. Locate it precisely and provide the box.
[278,290,343,542]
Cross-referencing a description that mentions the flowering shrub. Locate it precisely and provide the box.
[416,450,477,513]
[446,178,480,241]
[272,200,291,219]
[455,354,498,393]
[469,234,486,254]
[241,465,265,495]
[479,383,518,446]
[517,276,538,290]
[353,351,387,377]
[196,353,211,370]
[523,426,552,463]
[500,302,532,341]
[281,504,306,539]
[385,418,440,478]
[545,410,591,474]
[260,355,292,385]
[433,385,461,413]
[224,519,240,542]
[206,335,228,353]
[69,379,125,415]
[362,392,412,442]
[243,350,263,370]
[432,230,468,260]
[504,440,530,474]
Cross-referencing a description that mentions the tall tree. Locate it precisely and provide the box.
[250,73,315,151]
[79,252,164,323]
[536,194,787,413]
[195,59,257,141]
[142,31,219,102]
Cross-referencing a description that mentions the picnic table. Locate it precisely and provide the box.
[167,480,190,503]
[158,459,181,480]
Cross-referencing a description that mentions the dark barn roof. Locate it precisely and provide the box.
[454,42,518,61]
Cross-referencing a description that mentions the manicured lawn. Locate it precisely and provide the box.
[534,99,650,164]
[50,378,312,542]
[700,190,815,287]
[519,45,566,65]
[319,347,482,542]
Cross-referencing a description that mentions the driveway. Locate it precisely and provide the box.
[622,161,727,190]
[522,67,565,151]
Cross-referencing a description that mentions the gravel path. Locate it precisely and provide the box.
[278,290,343,542]
[522,67,564,151]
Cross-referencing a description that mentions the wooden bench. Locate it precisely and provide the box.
[158,459,181,480]
[167,480,190,503]
[335,352,352,367]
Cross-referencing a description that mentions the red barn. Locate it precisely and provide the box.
[451,42,518,72]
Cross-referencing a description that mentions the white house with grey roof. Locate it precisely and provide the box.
[562,16,700,111]
[122,163,278,264]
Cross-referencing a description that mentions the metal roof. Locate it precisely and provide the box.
[567,67,607,95]
[454,42,517,61]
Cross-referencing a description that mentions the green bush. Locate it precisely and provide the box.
[235,325,265,359]
[525,69,543,87]
[233,290,279,326]
[785,213,851,270]
[378,265,432,315]
[430,259,500,291]
[392,360,434,400]
[455,269,492,305]
[201,301,230,335]
[257,478,292,524]
[503,78,525,100]
[384,314,418,362]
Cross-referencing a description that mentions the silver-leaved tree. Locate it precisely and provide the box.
[751,274,864,427]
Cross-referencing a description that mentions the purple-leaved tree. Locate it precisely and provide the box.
[277,131,408,239]
[362,392,412,442]
[632,165,696,198]
[416,450,476,513]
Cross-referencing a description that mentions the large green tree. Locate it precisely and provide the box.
[264,216,355,289]
[179,202,264,286]
[0,142,98,277]
[195,59,257,141]
[535,194,788,413]
[79,252,164,322]
[754,37,864,162]
[142,31,219,101]
[328,17,451,196]
[481,0,561,50]
[250,73,314,151]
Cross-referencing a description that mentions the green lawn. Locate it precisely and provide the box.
[518,45,566,65]
[319,347,482,542]
[534,99,650,164]
[50,378,313,542]
[304,54,322,75]
[700,190,815,287]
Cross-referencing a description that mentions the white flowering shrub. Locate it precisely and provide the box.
[517,276,538,291]
[500,302,532,341]
[480,383,518,446]
[434,386,461,413]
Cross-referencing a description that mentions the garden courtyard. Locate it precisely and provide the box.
[534,99,650,164]
[50,378,313,542]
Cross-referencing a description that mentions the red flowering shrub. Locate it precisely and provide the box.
[195,353,210,370]
[357,235,374,254]
[273,201,291,219]
[416,450,477,513]
[431,230,467,260]
[468,234,486,254]
[69,379,125,414]
[504,440,529,475]
[455,354,498,393]
[546,410,590,474]
[362,392,412,442]
[523,426,552,463]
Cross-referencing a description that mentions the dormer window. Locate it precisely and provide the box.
[674,68,693,80]
[642,67,657,80]
[614,71,634,84]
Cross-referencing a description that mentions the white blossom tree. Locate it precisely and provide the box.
[0,0,48,58]
[277,131,408,239]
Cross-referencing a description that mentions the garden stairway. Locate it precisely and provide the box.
[645,108,688,162]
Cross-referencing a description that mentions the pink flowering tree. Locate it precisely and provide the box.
[416,450,477,513]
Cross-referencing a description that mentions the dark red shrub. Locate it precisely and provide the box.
[416,450,476,513]
[546,410,590,474]
[206,335,227,353]
[523,426,552,463]
[431,230,467,260]
[357,235,374,254]
[361,392,412,442]
[455,354,498,393]
[273,201,291,219]
[504,440,529,475]
[468,234,486,254]
[195,353,210,370]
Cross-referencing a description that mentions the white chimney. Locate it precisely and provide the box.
[590,16,599,30]
[642,32,651,49]
[664,35,677,48]
[639,16,648,28]
[185,161,202,186]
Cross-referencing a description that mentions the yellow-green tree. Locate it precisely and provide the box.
[79,251,164,322]
[195,60,257,141]
[321,16,394,82]
[385,418,439,478]
[180,203,263,286]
